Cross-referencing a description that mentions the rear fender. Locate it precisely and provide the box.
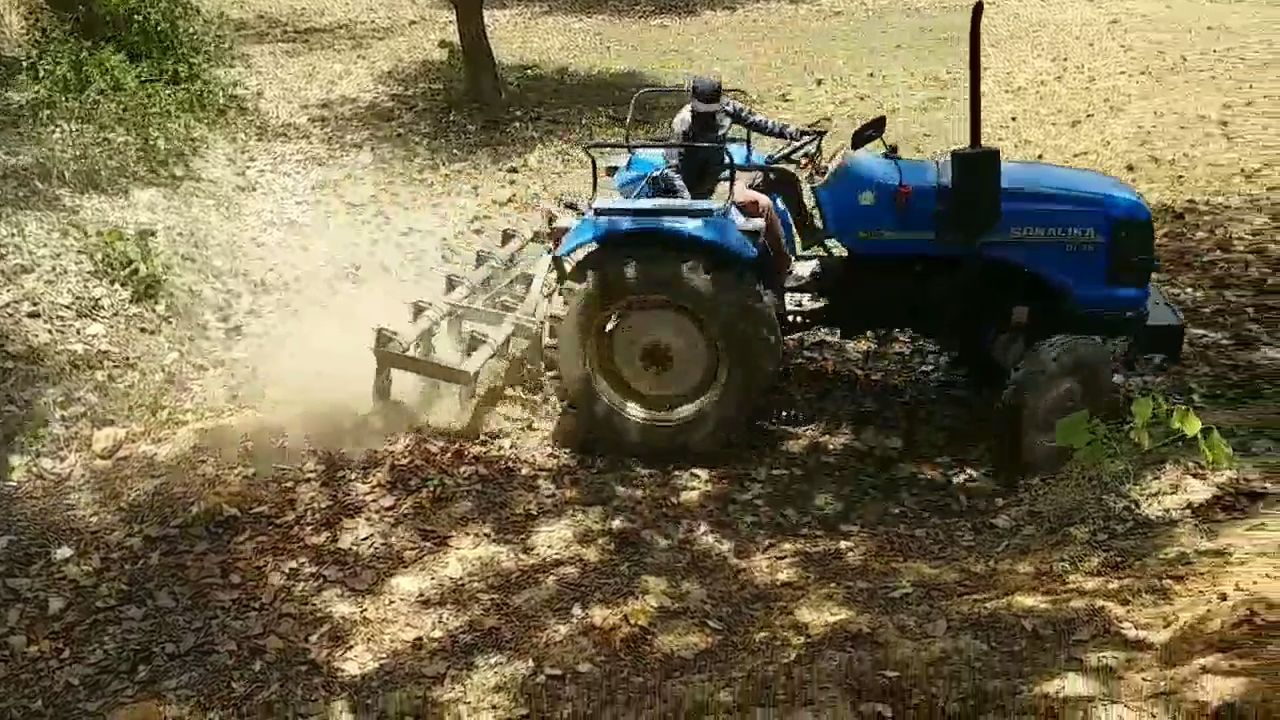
[553,216,760,282]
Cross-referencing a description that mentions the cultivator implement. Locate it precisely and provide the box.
[370,226,557,417]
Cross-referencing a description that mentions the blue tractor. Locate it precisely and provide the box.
[537,0,1185,477]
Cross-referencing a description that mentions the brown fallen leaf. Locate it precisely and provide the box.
[344,570,375,591]
[447,534,481,549]
[624,603,654,628]
[1071,626,1095,642]
[47,595,67,616]
[858,701,894,718]
[107,700,165,720]
[7,634,28,653]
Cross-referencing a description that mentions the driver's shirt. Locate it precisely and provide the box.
[648,100,804,200]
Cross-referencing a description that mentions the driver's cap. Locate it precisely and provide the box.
[689,75,723,113]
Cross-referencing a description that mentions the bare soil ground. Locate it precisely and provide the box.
[1,0,1277,717]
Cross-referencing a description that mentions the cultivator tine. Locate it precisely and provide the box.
[372,327,396,403]
[444,273,465,295]
[445,314,465,360]
[370,227,554,420]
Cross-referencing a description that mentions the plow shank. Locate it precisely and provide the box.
[371,227,553,419]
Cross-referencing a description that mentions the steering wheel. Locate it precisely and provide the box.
[764,130,827,166]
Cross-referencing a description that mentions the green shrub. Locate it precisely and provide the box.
[2,0,241,186]
[90,226,169,303]
[1054,394,1236,472]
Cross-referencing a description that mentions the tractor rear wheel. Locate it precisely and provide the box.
[551,245,781,455]
[993,334,1118,481]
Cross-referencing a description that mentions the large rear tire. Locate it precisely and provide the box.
[551,245,781,455]
[993,334,1118,481]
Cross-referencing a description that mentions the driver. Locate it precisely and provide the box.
[648,75,821,279]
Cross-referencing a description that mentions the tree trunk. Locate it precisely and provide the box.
[449,0,503,108]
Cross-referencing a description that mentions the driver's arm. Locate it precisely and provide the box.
[723,98,807,141]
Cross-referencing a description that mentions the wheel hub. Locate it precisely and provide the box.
[638,341,675,375]
[608,307,713,398]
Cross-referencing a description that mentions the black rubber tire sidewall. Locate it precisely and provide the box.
[993,335,1117,480]
[554,245,781,456]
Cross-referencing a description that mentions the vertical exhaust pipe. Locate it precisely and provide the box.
[946,0,1000,244]
[969,0,983,148]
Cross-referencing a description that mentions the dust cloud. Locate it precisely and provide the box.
[187,151,494,454]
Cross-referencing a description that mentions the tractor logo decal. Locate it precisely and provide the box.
[1010,226,1101,241]
[858,190,876,206]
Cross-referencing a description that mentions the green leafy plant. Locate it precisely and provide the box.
[91,226,168,303]
[2,0,241,187]
[1054,394,1235,471]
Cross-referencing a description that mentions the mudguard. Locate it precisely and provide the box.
[553,202,761,279]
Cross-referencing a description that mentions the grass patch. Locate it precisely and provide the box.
[0,0,243,190]
[88,226,170,304]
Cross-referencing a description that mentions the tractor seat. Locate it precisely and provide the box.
[591,198,723,218]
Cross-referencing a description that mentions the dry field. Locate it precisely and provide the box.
[0,0,1277,717]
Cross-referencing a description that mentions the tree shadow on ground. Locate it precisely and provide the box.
[224,12,401,50]
[0,131,72,217]
[1147,191,1278,455]
[0,123,217,219]
[310,44,671,165]
[327,423,1274,716]
[0,312,54,483]
[0,367,1271,716]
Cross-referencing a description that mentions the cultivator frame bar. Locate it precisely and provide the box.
[371,227,555,411]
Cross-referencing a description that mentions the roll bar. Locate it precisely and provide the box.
[581,141,739,204]
[623,85,754,154]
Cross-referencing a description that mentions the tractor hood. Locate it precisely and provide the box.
[1000,161,1151,221]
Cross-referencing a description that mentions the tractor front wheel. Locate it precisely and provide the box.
[992,334,1119,481]
[551,245,781,455]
